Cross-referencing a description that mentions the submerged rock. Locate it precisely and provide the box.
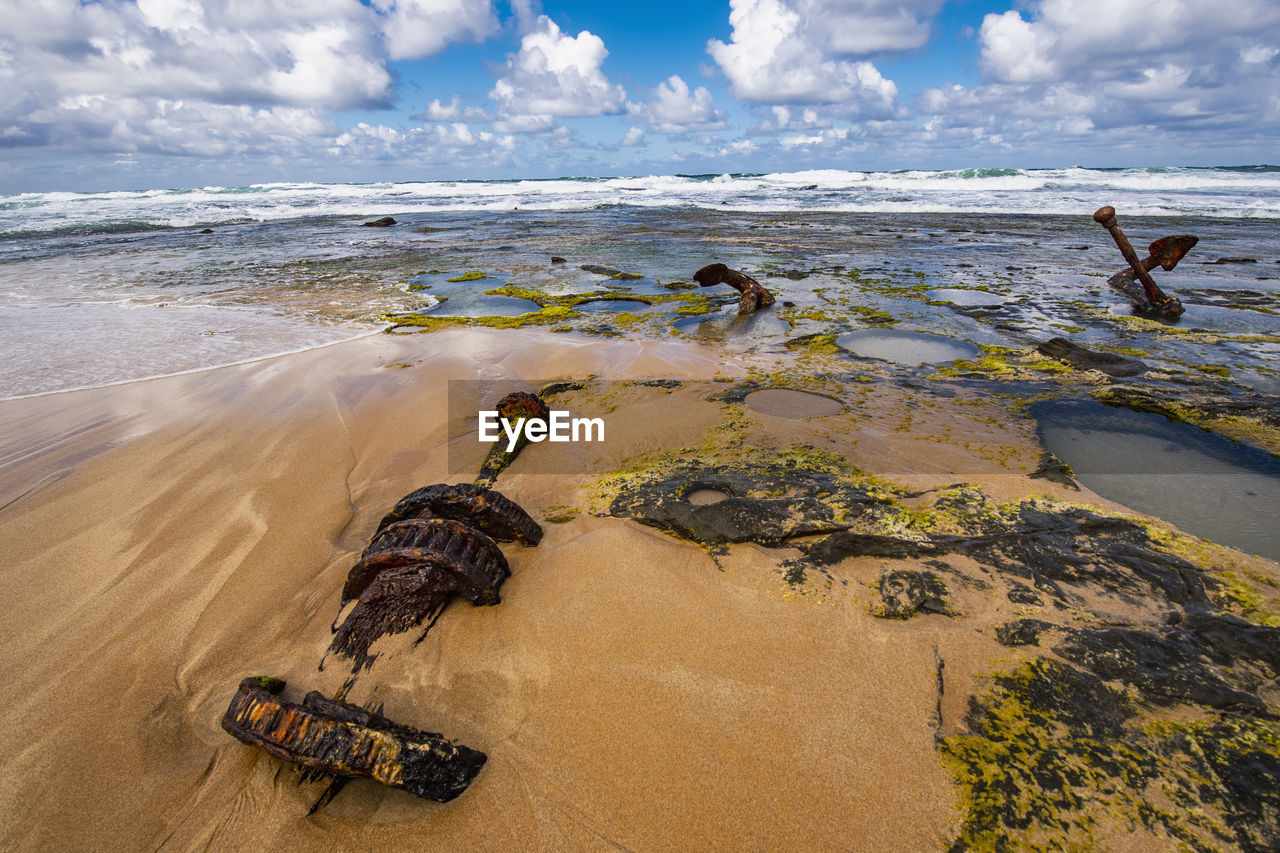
[1036,337,1147,377]
[361,216,396,227]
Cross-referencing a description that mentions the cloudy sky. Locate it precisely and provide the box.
[3,0,1278,191]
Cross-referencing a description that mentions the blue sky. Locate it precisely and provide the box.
[2,0,1278,192]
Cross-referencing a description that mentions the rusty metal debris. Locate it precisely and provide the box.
[223,400,545,811]
[1093,206,1194,319]
[374,481,544,546]
[476,391,551,487]
[328,483,540,674]
[221,676,486,807]
[693,263,776,315]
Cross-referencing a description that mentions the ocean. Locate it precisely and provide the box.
[2,166,1278,399]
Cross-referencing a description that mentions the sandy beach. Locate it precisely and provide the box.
[3,319,1277,851]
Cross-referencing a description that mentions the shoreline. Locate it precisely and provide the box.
[2,321,1278,850]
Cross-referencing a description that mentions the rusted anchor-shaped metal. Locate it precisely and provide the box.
[1093,206,1196,320]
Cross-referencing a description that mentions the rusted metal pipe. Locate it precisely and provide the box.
[1093,206,1185,318]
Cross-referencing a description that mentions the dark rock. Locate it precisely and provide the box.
[199,228,214,234]
[580,263,621,275]
[658,279,696,290]
[1006,584,1042,605]
[608,457,889,551]
[805,531,933,562]
[872,569,956,619]
[1054,626,1265,710]
[799,184,819,190]
[551,256,566,263]
[1036,337,1147,377]
[361,217,396,227]
[766,269,809,280]
[1029,451,1078,489]
[799,497,1207,608]
[995,619,1056,646]
[1207,257,1258,264]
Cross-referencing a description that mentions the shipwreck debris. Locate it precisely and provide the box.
[221,676,486,805]
[375,481,543,545]
[330,483,541,673]
[1093,206,1194,319]
[693,263,776,315]
[476,391,551,488]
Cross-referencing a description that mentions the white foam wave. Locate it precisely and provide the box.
[3,166,1279,234]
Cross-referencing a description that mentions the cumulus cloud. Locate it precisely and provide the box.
[371,0,498,61]
[489,15,625,133]
[622,126,645,146]
[751,105,833,132]
[706,0,903,111]
[626,76,726,134]
[331,120,516,161]
[0,0,507,163]
[422,97,491,122]
[916,0,1280,158]
[797,0,946,55]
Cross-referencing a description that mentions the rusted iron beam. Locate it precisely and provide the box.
[221,676,486,805]
[693,263,776,315]
[476,391,550,487]
[1093,206,1186,318]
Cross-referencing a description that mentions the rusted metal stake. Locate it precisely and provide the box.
[1093,206,1185,318]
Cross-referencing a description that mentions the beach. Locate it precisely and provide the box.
[2,173,1280,850]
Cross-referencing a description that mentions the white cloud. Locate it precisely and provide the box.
[423,97,490,122]
[0,0,507,163]
[370,0,498,61]
[626,75,726,134]
[706,0,901,111]
[489,15,625,132]
[913,0,1280,159]
[622,126,645,146]
[797,0,945,55]
[752,105,833,132]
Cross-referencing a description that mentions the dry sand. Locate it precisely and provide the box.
[0,326,1267,851]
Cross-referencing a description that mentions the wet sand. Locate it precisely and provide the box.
[1,326,1276,851]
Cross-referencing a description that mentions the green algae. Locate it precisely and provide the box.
[777,302,898,327]
[446,270,491,282]
[784,332,841,354]
[544,505,579,524]
[940,658,1280,852]
[385,304,580,331]
[934,345,1074,379]
[1091,387,1280,455]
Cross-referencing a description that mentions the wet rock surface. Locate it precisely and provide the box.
[1036,336,1148,377]
[607,455,888,550]
[872,569,956,618]
[794,494,1208,608]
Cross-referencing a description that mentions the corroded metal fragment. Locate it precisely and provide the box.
[343,517,508,605]
[477,391,551,487]
[331,483,539,673]
[375,482,543,545]
[693,263,776,314]
[221,676,485,804]
[1093,206,1190,318]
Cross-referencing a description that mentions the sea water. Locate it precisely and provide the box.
[2,166,1278,398]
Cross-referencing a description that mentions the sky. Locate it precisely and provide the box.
[2,0,1278,192]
